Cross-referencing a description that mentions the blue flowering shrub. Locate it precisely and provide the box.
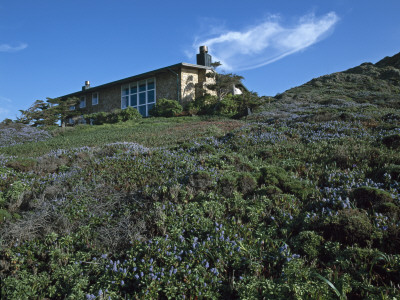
[1,101,400,298]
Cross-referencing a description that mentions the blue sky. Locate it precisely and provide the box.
[1,0,400,121]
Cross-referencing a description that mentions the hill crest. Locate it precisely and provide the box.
[276,51,400,107]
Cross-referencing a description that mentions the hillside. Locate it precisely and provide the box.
[275,51,400,108]
[1,54,400,298]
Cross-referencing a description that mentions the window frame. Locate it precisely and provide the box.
[92,92,99,106]
[121,77,156,117]
[79,96,86,108]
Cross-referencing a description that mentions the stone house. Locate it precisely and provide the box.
[60,46,217,123]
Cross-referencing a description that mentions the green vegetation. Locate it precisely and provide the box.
[150,98,183,117]
[84,106,143,125]
[1,101,399,298]
[1,52,399,299]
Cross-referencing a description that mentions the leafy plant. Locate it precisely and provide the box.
[149,98,183,117]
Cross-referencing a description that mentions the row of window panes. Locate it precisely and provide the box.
[121,78,155,116]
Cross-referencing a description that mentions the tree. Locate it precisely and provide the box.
[18,97,79,127]
[17,100,55,126]
[205,62,244,101]
[46,97,80,127]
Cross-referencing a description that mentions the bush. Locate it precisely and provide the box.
[372,164,400,182]
[259,166,313,200]
[237,172,257,195]
[0,208,12,223]
[214,94,239,116]
[186,94,218,115]
[150,98,183,117]
[218,174,238,197]
[352,187,393,209]
[119,106,142,122]
[381,134,400,149]
[5,158,37,172]
[325,209,373,246]
[188,171,213,191]
[292,231,324,259]
[85,107,142,125]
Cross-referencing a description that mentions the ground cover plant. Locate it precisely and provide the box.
[0,98,399,299]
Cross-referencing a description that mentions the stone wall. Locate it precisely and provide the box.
[156,72,178,101]
[180,67,199,106]
[197,69,217,98]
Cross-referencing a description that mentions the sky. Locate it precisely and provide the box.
[1,0,400,121]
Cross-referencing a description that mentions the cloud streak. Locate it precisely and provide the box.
[0,43,28,52]
[193,12,339,71]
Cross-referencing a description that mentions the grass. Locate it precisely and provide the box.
[0,116,244,157]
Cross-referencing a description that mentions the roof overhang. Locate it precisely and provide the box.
[59,63,214,99]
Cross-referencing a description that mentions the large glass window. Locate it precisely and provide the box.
[121,78,156,117]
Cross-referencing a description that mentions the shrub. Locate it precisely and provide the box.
[237,172,257,195]
[85,111,108,125]
[186,94,217,115]
[195,144,216,154]
[372,164,400,182]
[292,231,324,259]
[375,202,400,220]
[188,171,213,191]
[381,134,400,149]
[259,166,313,200]
[85,107,142,125]
[218,174,238,197]
[214,94,239,116]
[118,106,142,122]
[0,208,12,223]
[325,209,373,246]
[5,158,37,172]
[352,187,393,209]
[150,98,183,117]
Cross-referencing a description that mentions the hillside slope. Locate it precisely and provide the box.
[276,51,400,107]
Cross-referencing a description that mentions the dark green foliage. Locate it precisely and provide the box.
[237,172,257,195]
[259,166,313,200]
[205,72,244,101]
[196,143,216,154]
[214,94,240,116]
[85,107,142,125]
[292,231,324,259]
[188,171,213,190]
[381,133,400,149]
[352,187,393,209]
[86,111,108,125]
[326,209,373,246]
[375,202,400,220]
[218,174,238,197]
[0,209,12,223]
[0,118,14,125]
[149,98,183,117]
[186,94,218,115]
[5,158,37,172]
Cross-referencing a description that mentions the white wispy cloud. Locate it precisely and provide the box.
[0,42,28,53]
[191,12,339,71]
[0,96,12,103]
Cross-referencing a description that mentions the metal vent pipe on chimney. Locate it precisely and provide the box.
[197,45,212,67]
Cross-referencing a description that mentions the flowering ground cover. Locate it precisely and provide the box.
[0,104,399,299]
